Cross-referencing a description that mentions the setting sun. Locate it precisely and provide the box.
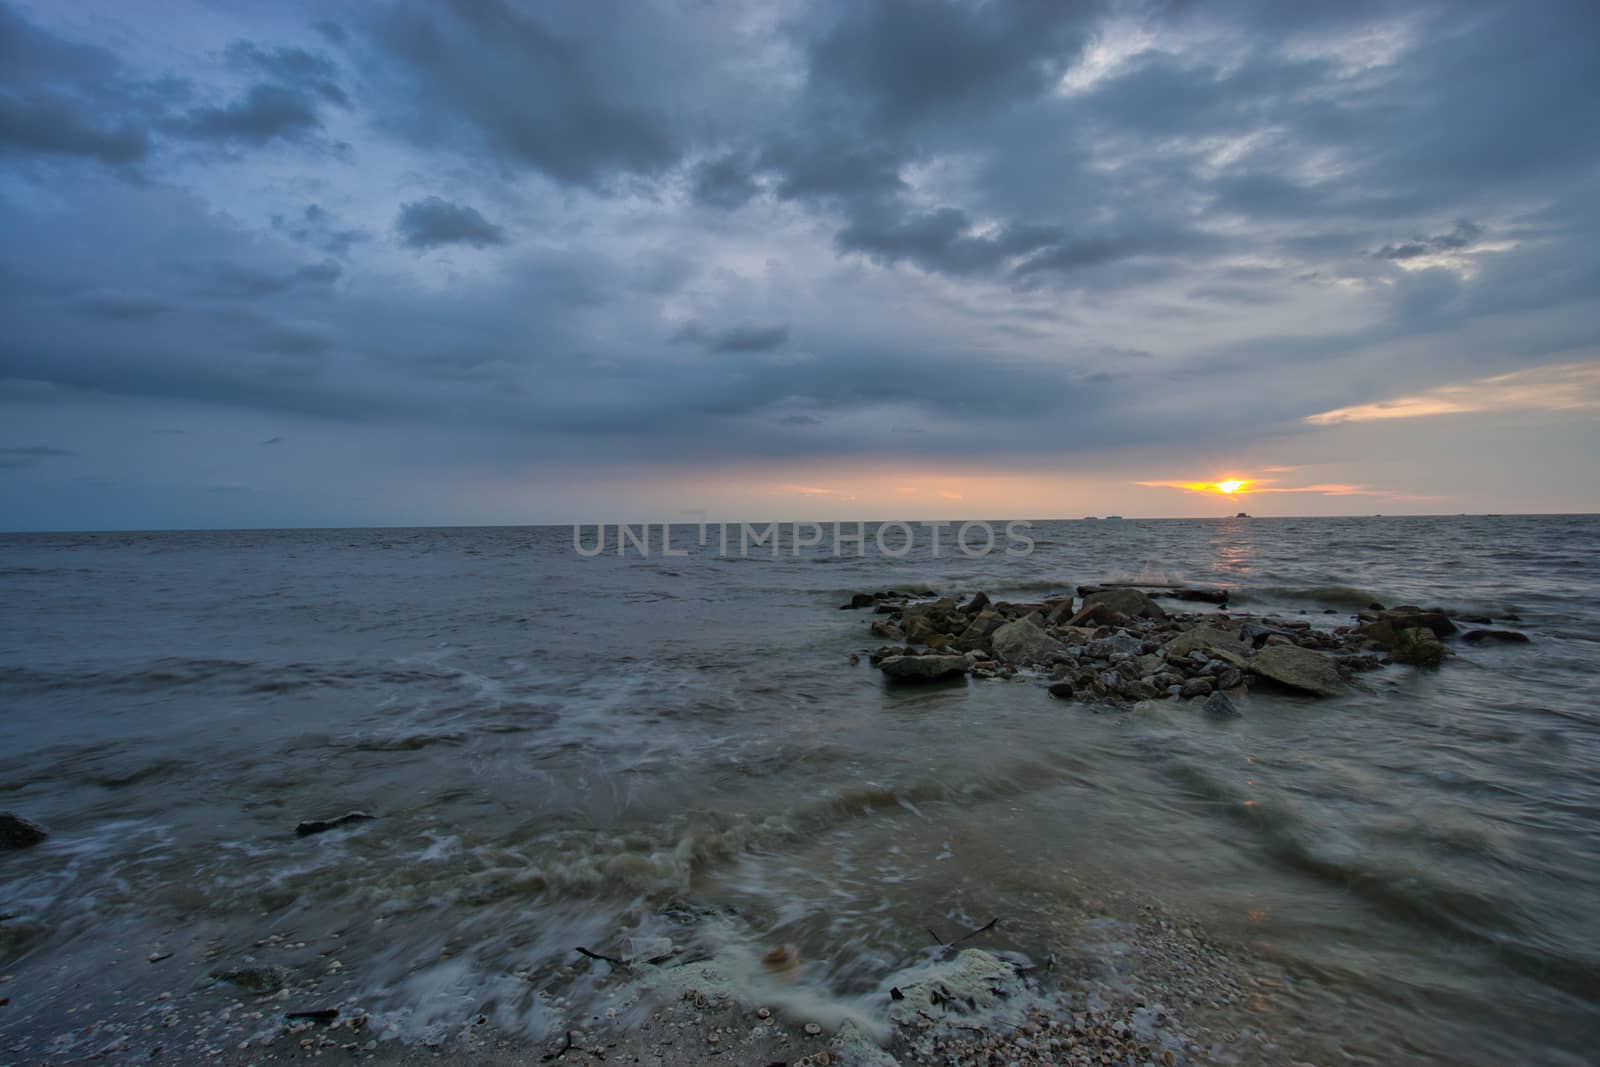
[1216,480,1246,494]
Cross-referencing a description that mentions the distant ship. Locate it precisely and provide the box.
[1234,512,1250,518]
[1105,515,1124,521]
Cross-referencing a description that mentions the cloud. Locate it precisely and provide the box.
[674,322,791,354]
[1306,360,1600,425]
[365,0,682,186]
[0,444,75,469]
[395,197,506,250]
[1374,220,1485,261]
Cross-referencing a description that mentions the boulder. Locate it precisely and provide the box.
[1047,680,1075,699]
[1461,629,1530,645]
[1065,602,1131,628]
[959,591,991,615]
[1180,676,1215,699]
[869,619,902,640]
[880,655,970,682]
[1202,691,1241,717]
[1250,645,1347,697]
[990,618,1066,665]
[0,812,48,849]
[1080,588,1166,620]
[1392,627,1449,667]
[955,609,1006,645]
[1162,626,1249,665]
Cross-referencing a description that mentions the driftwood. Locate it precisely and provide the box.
[928,916,1000,951]
[284,1008,339,1022]
[574,946,627,968]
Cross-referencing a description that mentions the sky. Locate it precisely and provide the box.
[1,0,1597,531]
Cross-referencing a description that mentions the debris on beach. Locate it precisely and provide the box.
[294,811,375,837]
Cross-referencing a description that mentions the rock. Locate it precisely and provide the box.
[959,591,990,615]
[1180,676,1215,699]
[1043,597,1076,625]
[0,813,48,849]
[1160,587,1230,605]
[1461,628,1530,644]
[879,655,970,682]
[958,609,1006,641]
[1047,680,1075,699]
[843,593,877,609]
[1381,608,1456,638]
[213,964,291,994]
[1392,627,1448,667]
[1250,645,1347,697]
[295,812,375,837]
[869,619,902,640]
[925,633,952,650]
[1124,680,1161,701]
[1064,603,1128,628]
[1162,627,1249,664]
[990,618,1066,665]
[1202,691,1241,717]
[1080,588,1166,620]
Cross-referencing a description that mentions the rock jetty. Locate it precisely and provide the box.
[846,586,1530,705]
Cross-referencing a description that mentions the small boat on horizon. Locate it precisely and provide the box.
[1235,512,1250,518]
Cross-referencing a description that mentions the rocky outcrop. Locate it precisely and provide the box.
[880,654,970,682]
[1250,645,1346,697]
[0,812,48,849]
[846,583,1523,710]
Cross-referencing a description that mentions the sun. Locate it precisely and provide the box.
[1215,480,1246,494]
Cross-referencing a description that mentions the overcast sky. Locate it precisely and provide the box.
[2,0,1597,530]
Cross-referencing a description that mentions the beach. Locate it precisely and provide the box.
[3,517,1598,1065]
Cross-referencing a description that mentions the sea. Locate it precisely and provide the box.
[1,516,1597,1064]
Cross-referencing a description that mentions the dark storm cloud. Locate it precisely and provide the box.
[224,42,347,107]
[0,3,152,164]
[172,84,322,145]
[709,325,790,354]
[672,323,791,355]
[803,0,1097,130]
[366,0,680,187]
[689,152,761,209]
[1374,221,1486,261]
[395,197,506,250]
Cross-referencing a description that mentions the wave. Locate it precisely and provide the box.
[1232,584,1382,607]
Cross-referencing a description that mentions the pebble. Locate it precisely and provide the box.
[804,1021,822,1036]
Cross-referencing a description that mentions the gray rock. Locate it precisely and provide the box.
[880,654,970,681]
[1047,680,1075,699]
[1164,626,1250,663]
[1080,588,1166,620]
[1461,628,1530,644]
[1202,691,1241,717]
[960,591,991,615]
[990,618,1066,665]
[1180,676,1215,699]
[1250,645,1347,697]
[0,812,48,849]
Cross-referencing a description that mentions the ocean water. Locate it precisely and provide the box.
[1,516,1597,1063]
